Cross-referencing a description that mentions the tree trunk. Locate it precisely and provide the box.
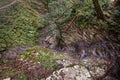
[92,0,104,20]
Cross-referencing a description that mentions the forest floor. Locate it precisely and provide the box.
[0,27,117,80]
[0,0,120,80]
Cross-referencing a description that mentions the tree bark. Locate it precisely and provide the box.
[92,0,104,20]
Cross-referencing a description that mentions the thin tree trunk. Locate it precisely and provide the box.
[92,0,104,20]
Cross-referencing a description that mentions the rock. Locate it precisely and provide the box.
[46,65,92,80]
[103,76,118,80]
[3,50,17,60]
[46,57,108,80]
[45,35,58,49]
[3,77,11,80]
[3,45,28,60]
[81,56,108,77]
[55,59,73,67]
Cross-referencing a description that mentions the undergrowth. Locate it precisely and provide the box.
[0,46,63,79]
[20,46,63,69]
[0,1,42,51]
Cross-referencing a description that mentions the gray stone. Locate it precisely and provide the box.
[46,57,108,80]
[3,77,11,80]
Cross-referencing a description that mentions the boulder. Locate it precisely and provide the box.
[46,56,112,80]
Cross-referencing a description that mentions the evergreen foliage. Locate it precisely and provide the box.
[39,0,74,47]
[74,0,109,26]
[40,0,73,29]
[41,0,110,29]
[109,6,120,34]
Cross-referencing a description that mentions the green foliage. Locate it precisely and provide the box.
[38,50,53,68]
[47,0,76,42]
[100,0,109,9]
[112,6,120,24]
[75,0,109,26]
[37,50,62,69]
[107,6,120,34]
[39,0,50,8]
[26,45,41,52]
[21,52,32,59]
[17,73,27,80]
[41,0,110,30]
[20,46,63,69]
[39,0,74,43]
[0,2,41,50]
[48,0,73,22]
[74,0,94,26]
[40,0,73,28]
